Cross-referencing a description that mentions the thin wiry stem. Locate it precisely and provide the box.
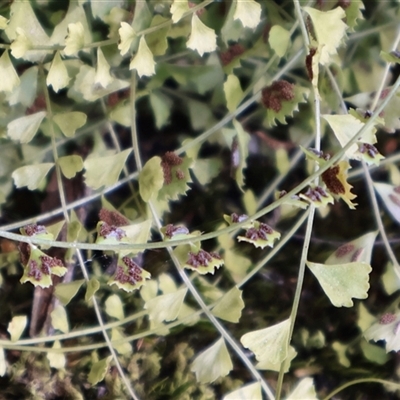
[41,67,69,223]
[2,57,400,254]
[149,200,277,400]
[0,47,304,233]
[322,378,400,400]
[42,65,139,400]
[129,64,275,398]
[362,162,400,278]
[369,24,400,112]
[276,1,320,398]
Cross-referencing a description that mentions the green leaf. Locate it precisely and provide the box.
[256,345,297,372]
[303,6,347,65]
[88,356,112,385]
[357,302,376,332]
[286,377,318,400]
[374,182,400,224]
[5,1,50,62]
[140,279,158,302]
[54,279,85,306]
[224,75,243,113]
[70,64,130,102]
[381,50,400,64]
[269,25,290,58]
[118,22,136,56]
[67,210,87,243]
[0,16,8,29]
[192,158,222,186]
[187,14,217,56]
[147,15,169,56]
[170,0,189,23]
[58,155,84,179]
[240,319,291,365]
[111,328,132,355]
[332,341,351,367]
[47,341,66,370]
[150,91,172,129]
[381,262,400,296]
[224,249,252,283]
[7,111,47,143]
[306,261,372,307]
[46,51,70,93]
[95,47,114,88]
[221,1,244,44]
[233,0,262,29]
[223,382,262,400]
[158,273,178,294]
[85,277,100,302]
[187,99,214,130]
[129,36,156,78]
[64,22,85,56]
[360,341,389,365]
[7,66,38,107]
[105,294,124,320]
[325,232,377,265]
[53,112,87,138]
[139,156,164,202]
[191,337,233,383]
[10,28,32,59]
[51,305,69,333]
[344,0,365,31]
[212,286,244,323]
[131,1,152,46]
[109,101,131,127]
[50,2,91,49]
[12,163,54,190]
[91,1,125,21]
[345,87,400,133]
[46,220,66,243]
[322,114,377,159]
[7,315,27,341]
[144,288,188,324]
[119,219,152,256]
[83,148,132,190]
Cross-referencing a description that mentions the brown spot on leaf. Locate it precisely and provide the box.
[99,208,129,227]
[24,224,47,236]
[165,224,189,238]
[231,213,248,223]
[322,165,345,195]
[380,313,396,324]
[335,244,355,258]
[220,43,245,66]
[161,152,183,185]
[306,48,317,81]
[99,222,126,240]
[351,248,364,262]
[261,80,295,112]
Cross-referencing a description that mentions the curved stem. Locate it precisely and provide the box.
[322,378,400,400]
[362,162,400,278]
[42,64,139,400]
[130,64,275,399]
